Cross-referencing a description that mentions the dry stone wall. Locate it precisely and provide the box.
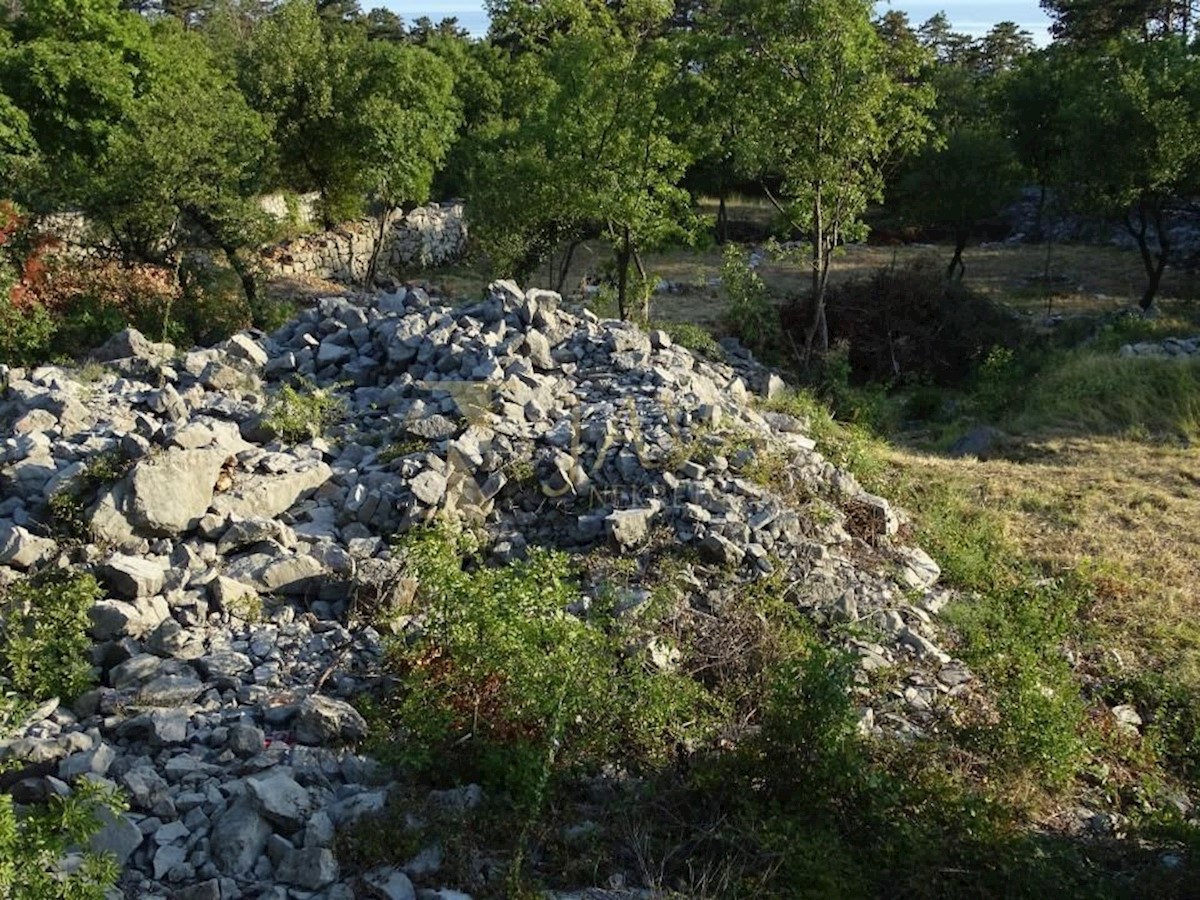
[260,202,467,284]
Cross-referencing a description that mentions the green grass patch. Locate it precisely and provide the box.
[1013,353,1200,439]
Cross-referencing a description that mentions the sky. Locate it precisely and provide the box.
[384,1,1055,42]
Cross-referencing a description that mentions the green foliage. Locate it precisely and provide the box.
[1052,37,1200,307]
[0,295,56,366]
[262,379,345,443]
[241,0,458,239]
[948,578,1088,785]
[760,388,887,484]
[1013,352,1200,438]
[0,570,102,703]
[658,320,722,358]
[719,243,778,358]
[897,127,1022,275]
[375,525,716,806]
[49,449,132,542]
[707,0,933,343]
[0,780,124,900]
[463,0,694,316]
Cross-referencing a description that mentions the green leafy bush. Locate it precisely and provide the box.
[0,781,124,900]
[0,297,57,366]
[0,570,102,703]
[263,380,345,443]
[658,320,722,358]
[720,243,779,358]
[375,525,716,806]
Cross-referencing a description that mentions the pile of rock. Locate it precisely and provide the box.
[261,202,466,284]
[0,279,967,898]
[1118,335,1200,359]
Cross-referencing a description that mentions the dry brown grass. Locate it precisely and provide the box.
[887,436,1200,688]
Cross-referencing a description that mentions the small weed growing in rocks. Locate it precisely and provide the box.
[263,379,345,443]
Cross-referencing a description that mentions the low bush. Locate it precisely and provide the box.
[783,259,1022,387]
[0,569,102,704]
[372,526,716,806]
[0,781,124,900]
[262,379,345,443]
[720,243,780,360]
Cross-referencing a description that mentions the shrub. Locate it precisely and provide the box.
[374,525,716,806]
[262,379,345,443]
[0,781,124,900]
[0,202,58,365]
[0,570,102,703]
[658,320,722,358]
[720,243,779,358]
[784,259,1021,387]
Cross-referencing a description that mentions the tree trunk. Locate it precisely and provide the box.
[633,247,650,322]
[364,206,391,289]
[1125,202,1170,311]
[555,239,582,294]
[804,191,828,363]
[716,190,728,245]
[947,232,967,282]
[616,226,631,321]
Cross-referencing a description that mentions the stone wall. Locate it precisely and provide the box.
[256,191,321,227]
[259,201,467,283]
[1118,335,1200,358]
[33,199,468,283]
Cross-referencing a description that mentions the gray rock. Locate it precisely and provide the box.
[174,880,221,900]
[0,522,57,569]
[247,771,312,830]
[293,695,368,745]
[89,808,144,866]
[606,507,657,548]
[88,596,169,641]
[125,449,229,536]
[364,867,417,900]
[211,801,273,876]
[209,461,332,520]
[228,722,265,757]
[410,470,447,506]
[276,847,339,889]
[226,334,269,368]
[102,553,166,599]
[92,327,175,363]
[947,426,1004,460]
[700,532,744,567]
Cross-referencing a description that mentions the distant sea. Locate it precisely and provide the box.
[384,0,1054,42]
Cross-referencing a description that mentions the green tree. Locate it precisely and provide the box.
[354,40,459,282]
[1054,36,1200,309]
[1000,47,1072,239]
[714,0,932,356]
[898,128,1022,280]
[468,0,692,319]
[0,0,154,213]
[1041,0,1198,44]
